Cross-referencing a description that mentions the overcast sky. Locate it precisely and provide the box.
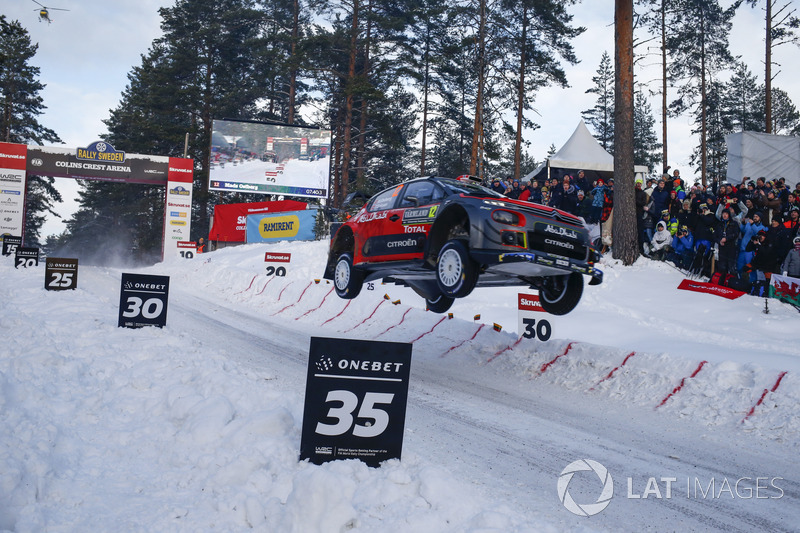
[4,0,798,237]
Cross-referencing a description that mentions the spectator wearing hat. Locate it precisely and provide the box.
[576,189,592,220]
[745,230,778,293]
[489,178,506,194]
[783,192,799,220]
[506,179,524,199]
[589,179,608,224]
[693,202,716,259]
[671,225,695,269]
[783,208,799,235]
[575,170,590,192]
[519,179,542,204]
[650,178,670,218]
[756,188,782,223]
[715,208,739,274]
[767,215,791,269]
[738,212,767,273]
[781,236,800,278]
[660,209,679,236]
[648,220,673,260]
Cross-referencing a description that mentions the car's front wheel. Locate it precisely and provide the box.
[539,273,584,315]
[425,293,455,313]
[436,239,478,298]
[333,253,363,299]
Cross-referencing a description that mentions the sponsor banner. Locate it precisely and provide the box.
[26,143,175,184]
[517,293,555,342]
[246,208,318,243]
[2,235,22,255]
[769,274,800,307]
[209,199,308,242]
[209,119,330,199]
[677,279,746,300]
[265,252,291,263]
[118,273,170,328]
[44,257,78,290]
[163,175,193,261]
[0,142,28,170]
[300,337,412,467]
[0,144,27,238]
[363,234,426,257]
[15,247,39,269]
[175,241,197,260]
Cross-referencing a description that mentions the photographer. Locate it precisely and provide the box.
[671,225,695,269]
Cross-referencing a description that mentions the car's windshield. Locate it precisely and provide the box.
[434,178,503,198]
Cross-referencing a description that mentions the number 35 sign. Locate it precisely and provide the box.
[118,273,170,328]
[300,337,412,467]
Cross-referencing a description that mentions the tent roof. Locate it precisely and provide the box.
[524,120,648,181]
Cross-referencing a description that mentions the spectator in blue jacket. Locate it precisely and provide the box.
[671,225,695,269]
[590,179,608,224]
[738,211,766,273]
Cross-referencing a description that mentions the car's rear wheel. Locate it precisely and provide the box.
[539,273,584,315]
[436,239,478,298]
[333,252,363,299]
[425,293,455,313]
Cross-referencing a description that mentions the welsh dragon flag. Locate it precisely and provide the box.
[769,274,800,307]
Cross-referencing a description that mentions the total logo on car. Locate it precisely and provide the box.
[323,176,603,314]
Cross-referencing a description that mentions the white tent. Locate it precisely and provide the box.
[726,131,800,183]
[524,120,648,182]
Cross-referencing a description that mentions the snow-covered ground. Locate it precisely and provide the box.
[1,240,798,532]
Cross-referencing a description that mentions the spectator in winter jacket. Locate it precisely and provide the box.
[575,170,590,193]
[738,212,767,273]
[649,220,673,260]
[715,209,739,275]
[576,189,592,221]
[650,178,670,216]
[693,203,716,256]
[489,178,506,194]
[506,179,524,200]
[746,230,778,292]
[557,181,579,214]
[768,215,791,267]
[659,209,678,236]
[671,225,695,269]
[589,179,608,224]
[756,188,782,223]
[781,236,800,278]
[783,208,799,236]
[519,179,543,204]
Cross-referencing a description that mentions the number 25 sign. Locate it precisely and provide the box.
[118,273,170,328]
[300,337,412,467]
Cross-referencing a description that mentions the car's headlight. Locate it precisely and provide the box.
[491,209,524,226]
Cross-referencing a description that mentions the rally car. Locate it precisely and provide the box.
[323,176,603,314]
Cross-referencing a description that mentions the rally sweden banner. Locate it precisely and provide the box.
[769,274,800,307]
[246,208,318,243]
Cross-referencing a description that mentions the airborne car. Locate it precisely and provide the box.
[323,177,603,314]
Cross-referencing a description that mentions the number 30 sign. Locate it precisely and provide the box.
[300,337,412,467]
[118,273,170,328]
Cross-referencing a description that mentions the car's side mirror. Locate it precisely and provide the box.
[405,195,420,207]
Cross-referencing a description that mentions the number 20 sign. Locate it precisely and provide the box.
[300,337,412,467]
[118,273,170,328]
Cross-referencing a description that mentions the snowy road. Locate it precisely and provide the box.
[173,288,800,533]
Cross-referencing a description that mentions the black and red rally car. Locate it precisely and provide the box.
[323,176,603,314]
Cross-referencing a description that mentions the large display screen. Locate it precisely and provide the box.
[208,119,331,199]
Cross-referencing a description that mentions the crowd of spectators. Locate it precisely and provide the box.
[483,170,800,293]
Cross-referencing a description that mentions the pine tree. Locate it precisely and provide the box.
[582,51,615,152]
[723,61,762,132]
[633,90,662,172]
[0,16,63,245]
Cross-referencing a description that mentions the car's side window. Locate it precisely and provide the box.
[368,185,402,212]
[399,181,443,208]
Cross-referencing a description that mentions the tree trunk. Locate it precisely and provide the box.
[612,0,638,265]
[700,12,707,187]
[765,0,773,133]
[513,5,528,181]
[287,0,299,124]
[420,30,431,176]
[355,0,372,192]
[340,0,360,207]
[469,0,486,177]
[660,0,668,173]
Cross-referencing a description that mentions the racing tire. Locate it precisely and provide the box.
[425,293,455,314]
[539,272,584,316]
[333,253,364,299]
[436,239,478,298]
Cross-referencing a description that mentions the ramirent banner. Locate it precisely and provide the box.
[0,142,28,242]
[162,158,194,260]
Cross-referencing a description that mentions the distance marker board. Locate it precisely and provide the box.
[300,337,412,467]
[118,273,170,328]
